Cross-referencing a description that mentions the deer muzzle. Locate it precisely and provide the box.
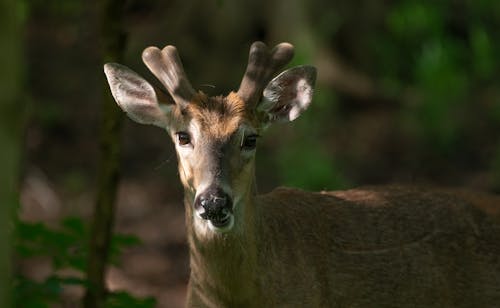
[194,187,234,229]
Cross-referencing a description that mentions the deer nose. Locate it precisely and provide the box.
[194,188,233,223]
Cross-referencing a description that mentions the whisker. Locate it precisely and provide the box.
[200,84,216,89]
[154,153,175,170]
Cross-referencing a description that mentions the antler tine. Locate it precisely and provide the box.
[142,45,196,108]
[237,41,295,106]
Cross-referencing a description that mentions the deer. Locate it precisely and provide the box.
[104,41,500,307]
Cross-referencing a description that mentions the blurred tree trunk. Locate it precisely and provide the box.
[83,0,127,307]
[0,1,25,307]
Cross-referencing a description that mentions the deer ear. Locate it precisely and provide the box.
[104,63,174,128]
[258,65,316,124]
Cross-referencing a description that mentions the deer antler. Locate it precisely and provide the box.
[237,41,295,107]
[142,45,196,108]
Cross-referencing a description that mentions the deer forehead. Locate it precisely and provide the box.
[183,92,255,140]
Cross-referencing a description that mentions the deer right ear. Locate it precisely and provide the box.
[104,63,173,128]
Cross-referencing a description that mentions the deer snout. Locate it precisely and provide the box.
[194,188,233,228]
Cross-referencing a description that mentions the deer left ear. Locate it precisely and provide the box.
[258,65,316,124]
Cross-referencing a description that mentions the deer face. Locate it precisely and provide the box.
[104,42,316,233]
[167,93,256,232]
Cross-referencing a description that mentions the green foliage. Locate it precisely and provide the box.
[277,142,345,190]
[13,216,155,307]
[275,86,347,190]
[16,218,87,271]
[281,0,499,186]
[387,2,442,38]
[470,26,495,79]
[378,1,499,153]
[106,291,157,308]
[109,233,142,265]
[14,275,86,307]
[411,38,467,150]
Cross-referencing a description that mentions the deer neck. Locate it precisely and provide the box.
[183,177,260,302]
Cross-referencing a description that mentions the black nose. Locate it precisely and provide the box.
[194,187,233,221]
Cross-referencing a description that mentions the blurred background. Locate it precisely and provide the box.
[3,0,500,306]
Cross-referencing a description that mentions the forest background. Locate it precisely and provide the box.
[2,0,499,307]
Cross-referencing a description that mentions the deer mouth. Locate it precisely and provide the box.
[209,212,232,227]
[207,213,234,232]
[206,209,234,231]
[195,206,234,232]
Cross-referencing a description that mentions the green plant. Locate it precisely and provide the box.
[375,1,499,152]
[13,216,155,307]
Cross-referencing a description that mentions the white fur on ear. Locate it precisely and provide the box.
[260,65,316,123]
[104,63,171,128]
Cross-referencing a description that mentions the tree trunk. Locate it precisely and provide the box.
[0,1,25,307]
[83,0,127,307]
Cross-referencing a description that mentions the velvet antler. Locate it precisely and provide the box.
[236,42,295,107]
[142,45,196,108]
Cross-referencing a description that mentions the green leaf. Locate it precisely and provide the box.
[109,234,142,264]
[61,216,87,237]
[13,275,63,306]
[470,26,494,78]
[387,2,442,37]
[106,291,156,308]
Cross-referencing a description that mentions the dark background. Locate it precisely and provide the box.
[7,0,500,306]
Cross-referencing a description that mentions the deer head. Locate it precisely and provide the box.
[104,42,316,234]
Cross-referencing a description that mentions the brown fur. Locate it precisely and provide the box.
[185,92,249,139]
[186,185,500,307]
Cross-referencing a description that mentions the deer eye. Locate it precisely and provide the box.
[176,132,191,146]
[241,134,258,150]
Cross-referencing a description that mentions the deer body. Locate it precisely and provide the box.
[186,186,500,307]
[104,41,500,307]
